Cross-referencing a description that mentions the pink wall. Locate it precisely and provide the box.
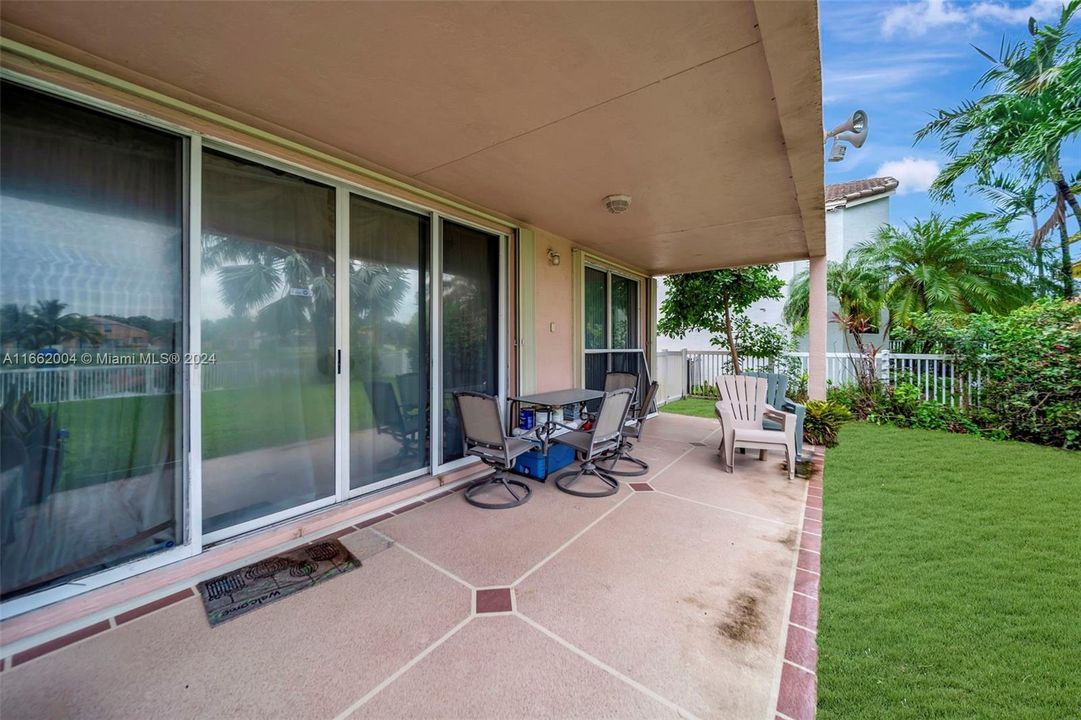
[532,230,575,391]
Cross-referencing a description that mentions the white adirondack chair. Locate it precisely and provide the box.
[713,375,797,480]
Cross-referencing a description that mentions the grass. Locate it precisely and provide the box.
[819,423,1081,719]
[659,396,715,418]
[48,382,376,490]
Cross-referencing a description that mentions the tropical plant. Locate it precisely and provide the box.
[658,267,784,374]
[907,299,1080,448]
[971,172,1057,296]
[785,255,887,393]
[802,400,853,448]
[916,0,1081,296]
[0,300,104,349]
[852,213,1033,328]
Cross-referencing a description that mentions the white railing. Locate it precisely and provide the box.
[661,349,979,406]
[1,360,259,404]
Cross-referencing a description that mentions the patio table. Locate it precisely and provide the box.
[509,388,605,456]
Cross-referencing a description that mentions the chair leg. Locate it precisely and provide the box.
[601,440,649,477]
[553,460,619,498]
[464,469,533,509]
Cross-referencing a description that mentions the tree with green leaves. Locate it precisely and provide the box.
[658,266,783,374]
[851,214,1032,329]
[916,0,1081,296]
[784,256,887,393]
[972,172,1055,296]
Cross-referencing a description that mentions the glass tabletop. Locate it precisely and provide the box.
[510,388,606,407]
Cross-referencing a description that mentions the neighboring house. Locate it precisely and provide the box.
[58,316,151,350]
[657,176,898,354]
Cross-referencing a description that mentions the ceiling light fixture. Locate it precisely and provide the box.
[603,194,632,214]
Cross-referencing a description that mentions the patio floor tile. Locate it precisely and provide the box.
[0,530,470,720]
[375,470,636,588]
[515,490,796,719]
[346,616,675,719]
[649,445,806,527]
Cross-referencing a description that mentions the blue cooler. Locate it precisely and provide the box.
[513,443,577,480]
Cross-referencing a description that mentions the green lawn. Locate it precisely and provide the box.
[50,382,376,490]
[659,397,715,418]
[820,423,1081,719]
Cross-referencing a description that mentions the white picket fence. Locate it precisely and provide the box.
[657,349,980,406]
[0,361,258,404]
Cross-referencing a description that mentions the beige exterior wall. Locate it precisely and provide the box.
[531,229,576,392]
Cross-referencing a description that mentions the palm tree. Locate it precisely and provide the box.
[852,214,1032,329]
[784,255,887,392]
[972,172,1054,295]
[916,0,1080,296]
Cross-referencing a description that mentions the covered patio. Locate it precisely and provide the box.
[0,413,821,720]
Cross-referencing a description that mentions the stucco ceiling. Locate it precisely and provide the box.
[1,1,824,275]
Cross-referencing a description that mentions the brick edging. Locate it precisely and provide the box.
[775,449,824,720]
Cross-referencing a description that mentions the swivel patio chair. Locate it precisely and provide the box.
[581,371,638,422]
[602,380,660,477]
[552,388,634,497]
[454,392,536,509]
[713,375,796,480]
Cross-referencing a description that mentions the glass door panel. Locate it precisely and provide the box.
[440,220,499,464]
[200,149,336,535]
[348,195,429,489]
[0,82,185,599]
[610,274,640,376]
[584,266,608,393]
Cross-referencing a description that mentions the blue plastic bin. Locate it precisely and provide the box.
[513,443,577,479]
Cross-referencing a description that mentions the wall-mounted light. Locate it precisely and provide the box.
[547,248,561,266]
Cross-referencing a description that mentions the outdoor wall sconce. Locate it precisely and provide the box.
[547,248,561,266]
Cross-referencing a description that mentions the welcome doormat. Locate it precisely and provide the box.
[198,540,359,626]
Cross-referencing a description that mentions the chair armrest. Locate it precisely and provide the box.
[762,407,789,429]
[779,399,806,458]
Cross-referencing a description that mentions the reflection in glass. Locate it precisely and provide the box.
[0,83,184,599]
[200,150,335,534]
[441,221,499,464]
[611,274,639,350]
[584,267,608,394]
[349,195,429,489]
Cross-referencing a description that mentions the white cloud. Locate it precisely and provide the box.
[874,157,941,194]
[881,0,1061,38]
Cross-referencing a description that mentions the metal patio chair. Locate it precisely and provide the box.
[602,380,660,477]
[454,392,536,509]
[552,388,634,497]
[713,375,796,480]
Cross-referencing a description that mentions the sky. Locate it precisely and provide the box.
[820,0,1080,227]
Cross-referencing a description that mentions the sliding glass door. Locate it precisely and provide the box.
[440,219,500,465]
[348,195,429,489]
[200,150,337,537]
[0,82,185,600]
[583,265,643,392]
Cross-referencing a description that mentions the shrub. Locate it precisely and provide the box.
[803,400,853,448]
[905,299,1081,449]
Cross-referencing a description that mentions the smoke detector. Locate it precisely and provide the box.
[603,194,632,214]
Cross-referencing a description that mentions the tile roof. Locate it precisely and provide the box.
[825,176,899,204]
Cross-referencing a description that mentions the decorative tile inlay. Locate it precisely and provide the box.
[12,620,110,667]
[475,588,512,614]
[354,513,393,530]
[628,482,655,492]
[116,588,195,625]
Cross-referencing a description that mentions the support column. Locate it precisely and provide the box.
[808,255,828,401]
